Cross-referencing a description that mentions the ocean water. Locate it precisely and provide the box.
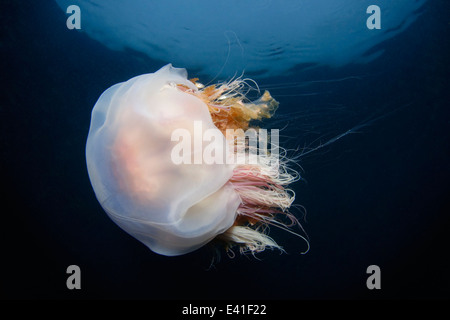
[1,1,449,301]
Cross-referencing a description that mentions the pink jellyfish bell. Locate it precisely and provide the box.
[86,64,303,256]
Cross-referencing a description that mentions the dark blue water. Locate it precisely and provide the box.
[1,1,449,300]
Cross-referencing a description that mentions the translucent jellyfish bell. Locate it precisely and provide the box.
[86,64,300,256]
[86,65,241,256]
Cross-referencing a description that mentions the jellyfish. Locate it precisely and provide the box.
[86,64,303,256]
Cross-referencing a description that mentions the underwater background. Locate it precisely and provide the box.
[1,0,449,300]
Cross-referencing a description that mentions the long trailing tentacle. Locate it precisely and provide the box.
[188,77,309,256]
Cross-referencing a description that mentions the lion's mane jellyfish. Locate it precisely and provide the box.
[86,64,303,256]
